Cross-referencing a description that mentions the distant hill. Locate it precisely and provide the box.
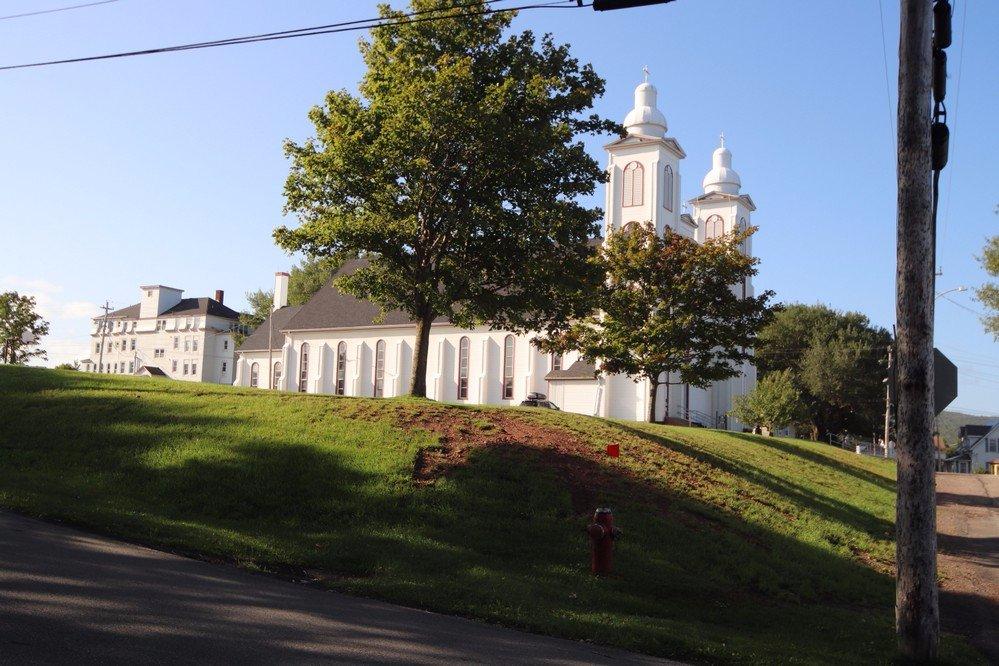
[936,410,997,448]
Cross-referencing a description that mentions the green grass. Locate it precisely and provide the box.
[0,366,981,664]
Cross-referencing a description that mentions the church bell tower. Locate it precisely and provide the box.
[603,72,687,239]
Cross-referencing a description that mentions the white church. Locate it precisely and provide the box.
[235,79,758,428]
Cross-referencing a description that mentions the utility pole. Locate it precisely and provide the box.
[895,0,951,659]
[884,343,893,458]
[96,301,112,373]
[267,307,274,389]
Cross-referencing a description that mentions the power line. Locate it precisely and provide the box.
[876,0,896,155]
[0,0,584,72]
[0,0,119,22]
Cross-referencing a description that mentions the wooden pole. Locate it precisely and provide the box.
[895,0,938,659]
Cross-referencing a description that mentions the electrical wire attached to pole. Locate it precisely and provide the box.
[0,0,587,72]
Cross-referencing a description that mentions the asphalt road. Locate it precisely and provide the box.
[0,511,674,665]
[936,472,999,662]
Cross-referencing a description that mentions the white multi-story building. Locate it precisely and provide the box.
[234,78,758,427]
[85,285,240,384]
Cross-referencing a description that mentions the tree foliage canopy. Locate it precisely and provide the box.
[975,234,999,338]
[755,303,891,438]
[731,369,804,434]
[539,224,772,422]
[274,0,617,395]
[0,291,49,365]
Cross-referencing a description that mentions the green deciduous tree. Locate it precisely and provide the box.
[731,369,804,434]
[975,235,999,338]
[274,0,616,397]
[755,304,891,439]
[539,224,772,423]
[0,292,49,365]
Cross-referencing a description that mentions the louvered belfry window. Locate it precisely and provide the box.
[622,161,644,207]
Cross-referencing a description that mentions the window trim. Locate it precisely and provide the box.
[622,161,644,208]
[335,341,347,395]
[373,339,386,398]
[664,164,674,212]
[298,343,310,393]
[457,336,470,400]
[250,362,259,388]
[705,214,725,240]
[273,361,282,388]
[502,335,515,400]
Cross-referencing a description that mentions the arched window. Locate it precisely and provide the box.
[551,353,562,372]
[502,335,515,400]
[298,343,310,393]
[705,214,725,240]
[457,336,470,400]
[373,340,386,397]
[738,217,748,253]
[335,341,347,396]
[249,362,259,388]
[622,161,644,207]
[664,164,674,212]
[272,361,282,389]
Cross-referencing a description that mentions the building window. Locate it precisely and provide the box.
[95,343,100,353]
[622,161,644,207]
[502,335,515,399]
[184,338,190,352]
[128,362,134,373]
[457,336,470,400]
[705,214,725,239]
[130,338,136,350]
[336,341,347,395]
[988,437,998,453]
[299,343,310,393]
[173,336,179,349]
[191,363,197,375]
[221,361,228,374]
[183,362,189,375]
[113,363,118,373]
[172,360,178,372]
[272,361,282,389]
[551,353,563,372]
[192,338,198,352]
[374,340,386,398]
[223,339,229,351]
[250,362,259,388]
[664,164,674,212]
[741,277,747,300]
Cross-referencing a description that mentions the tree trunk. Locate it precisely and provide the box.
[648,380,658,423]
[895,0,938,660]
[408,307,435,398]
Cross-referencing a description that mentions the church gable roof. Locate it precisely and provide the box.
[281,260,448,333]
[545,358,597,381]
[237,305,303,352]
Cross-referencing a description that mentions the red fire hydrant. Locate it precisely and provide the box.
[586,508,621,575]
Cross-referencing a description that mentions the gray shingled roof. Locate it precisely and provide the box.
[545,358,597,381]
[139,365,167,376]
[99,297,238,321]
[282,261,448,332]
[237,305,303,352]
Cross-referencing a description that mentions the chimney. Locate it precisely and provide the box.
[214,289,224,304]
[274,272,290,310]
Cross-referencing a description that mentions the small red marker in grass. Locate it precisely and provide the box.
[606,443,620,458]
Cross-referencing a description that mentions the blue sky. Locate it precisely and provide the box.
[1,0,996,413]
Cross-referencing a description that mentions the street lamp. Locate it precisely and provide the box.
[935,286,968,299]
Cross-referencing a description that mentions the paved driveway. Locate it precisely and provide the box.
[0,511,674,665]
[936,472,999,661]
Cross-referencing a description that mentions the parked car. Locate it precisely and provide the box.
[520,392,560,410]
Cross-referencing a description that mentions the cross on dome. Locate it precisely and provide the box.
[719,132,725,148]
[642,65,650,83]
[702,132,741,195]
[623,72,667,138]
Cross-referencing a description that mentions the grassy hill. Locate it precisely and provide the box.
[0,366,981,664]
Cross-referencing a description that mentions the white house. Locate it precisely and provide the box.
[235,78,758,428]
[941,421,999,474]
[85,285,240,384]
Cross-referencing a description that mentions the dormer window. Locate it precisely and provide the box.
[622,161,644,207]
